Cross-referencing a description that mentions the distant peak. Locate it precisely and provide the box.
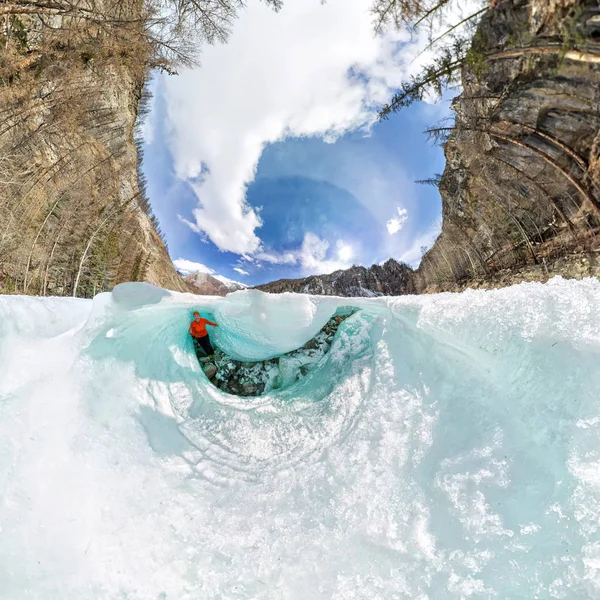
[183,270,248,295]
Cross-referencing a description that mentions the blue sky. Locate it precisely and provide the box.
[140,0,459,286]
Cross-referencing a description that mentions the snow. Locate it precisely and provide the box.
[185,271,247,292]
[213,274,248,291]
[1,277,600,598]
[184,270,213,286]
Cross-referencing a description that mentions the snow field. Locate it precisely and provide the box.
[1,278,600,599]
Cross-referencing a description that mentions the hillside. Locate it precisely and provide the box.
[2,0,600,299]
[0,1,187,296]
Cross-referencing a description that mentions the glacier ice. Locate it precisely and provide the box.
[1,278,600,599]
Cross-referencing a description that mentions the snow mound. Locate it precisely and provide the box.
[1,278,600,599]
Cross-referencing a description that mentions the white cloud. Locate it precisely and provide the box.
[173,258,215,276]
[254,250,297,265]
[160,0,417,256]
[386,207,409,235]
[233,267,249,276]
[257,233,352,276]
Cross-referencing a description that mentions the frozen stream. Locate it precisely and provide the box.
[1,278,600,599]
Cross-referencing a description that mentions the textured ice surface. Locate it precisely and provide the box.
[1,278,600,599]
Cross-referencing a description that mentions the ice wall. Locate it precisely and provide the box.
[1,278,600,599]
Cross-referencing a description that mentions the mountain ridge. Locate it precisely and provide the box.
[255,258,416,296]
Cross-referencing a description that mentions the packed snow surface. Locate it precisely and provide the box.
[1,278,600,599]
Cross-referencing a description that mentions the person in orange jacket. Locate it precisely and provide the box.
[189,311,218,357]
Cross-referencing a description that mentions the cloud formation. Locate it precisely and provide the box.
[252,233,353,276]
[173,259,215,276]
[233,267,249,276]
[386,207,409,235]
[159,0,413,256]
[298,233,352,275]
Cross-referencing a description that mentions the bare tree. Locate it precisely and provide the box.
[0,0,283,69]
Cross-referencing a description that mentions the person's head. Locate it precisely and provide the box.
[193,311,201,321]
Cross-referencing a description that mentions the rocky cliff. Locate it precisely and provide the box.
[416,0,600,292]
[0,1,187,296]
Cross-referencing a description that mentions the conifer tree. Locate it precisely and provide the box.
[372,0,489,118]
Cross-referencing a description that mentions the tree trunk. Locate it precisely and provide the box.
[23,196,61,293]
[488,46,600,65]
[72,209,114,298]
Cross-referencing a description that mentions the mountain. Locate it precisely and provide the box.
[184,272,247,296]
[213,275,248,292]
[184,272,230,296]
[256,259,415,297]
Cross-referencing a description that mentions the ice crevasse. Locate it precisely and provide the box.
[1,278,600,599]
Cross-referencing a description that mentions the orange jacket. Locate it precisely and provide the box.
[190,318,218,338]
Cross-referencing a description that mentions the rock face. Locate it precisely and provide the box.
[256,259,415,297]
[422,251,600,294]
[415,0,600,291]
[0,3,187,296]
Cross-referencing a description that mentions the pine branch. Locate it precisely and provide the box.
[379,50,464,118]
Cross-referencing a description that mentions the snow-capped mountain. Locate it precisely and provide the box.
[213,275,248,292]
[184,271,247,296]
